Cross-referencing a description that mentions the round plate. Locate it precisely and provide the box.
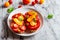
[7,7,43,36]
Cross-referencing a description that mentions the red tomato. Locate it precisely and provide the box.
[32,1,36,6]
[36,15,39,21]
[13,28,25,33]
[10,22,25,33]
[20,26,26,31]
[8,0,12,4]
[23,0,30,5]
[10,21,19,29]
[35,0,38,3]
[20,30,25,33]
[28,20,40,30]
[10,21,14,28]
[13,24,19,28]
[13,28,18,32]
[12,13,21,19]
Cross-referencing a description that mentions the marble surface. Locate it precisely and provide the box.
[0,0,60,40]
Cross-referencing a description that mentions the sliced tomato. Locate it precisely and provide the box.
[13,24,19,28]
[20,26,26,31]
[10,21,19,29]
[10,21,14,28]
[20,30,25,33]
[13,28,18,32]
[28,20,40,30]
[13,28,25,33]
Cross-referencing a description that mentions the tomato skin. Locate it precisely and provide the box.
[35,0,38,3]
[28,20,40,30]
[8,0,12,4]
[32,1,36,6]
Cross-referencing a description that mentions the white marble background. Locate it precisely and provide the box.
[0,0,60,40]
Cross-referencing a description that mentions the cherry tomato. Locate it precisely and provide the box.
[40,0,44,4]
[23,0,30,5]
[35,0,38,3]
[32,1,36,6]
[4,2,10,7]
[8,0,12,4]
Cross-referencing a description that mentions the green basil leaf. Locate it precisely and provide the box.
[7,7,14,13]
[47,14,53,19]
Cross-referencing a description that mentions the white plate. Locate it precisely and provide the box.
[7,7,43,36]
